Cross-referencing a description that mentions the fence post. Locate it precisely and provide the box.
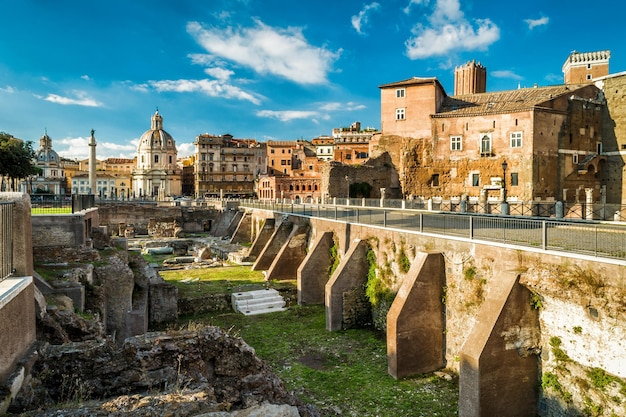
[469,216,474,240]
[542,221,547,250]
[383,211,387,228]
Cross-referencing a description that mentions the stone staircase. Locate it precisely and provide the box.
[231,288,286,316]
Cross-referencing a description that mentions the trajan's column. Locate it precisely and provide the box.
[88,129,96,194]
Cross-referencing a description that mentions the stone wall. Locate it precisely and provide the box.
[0,278,35,384]
[97,204,229,236]
[320,153,401,199]
[272,212,626,416]
[600,75,626,204]
[31,215,86,248]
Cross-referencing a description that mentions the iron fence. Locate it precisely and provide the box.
[0,201,14,282]
[241,200,626,261]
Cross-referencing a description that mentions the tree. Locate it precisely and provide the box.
[0,132,38,191]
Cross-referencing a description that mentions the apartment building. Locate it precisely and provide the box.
[194,133,266,198]
[311,135,334,161]
[332,121,376,165]
[377,50,613,204]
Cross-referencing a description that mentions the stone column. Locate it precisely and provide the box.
[585,188,594,220]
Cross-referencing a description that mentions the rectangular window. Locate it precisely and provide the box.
[472,173,480,187]
[396,108,405,120]
[480,134,492,155]
[450,135,462,151]
[510,132,522,148]
[597,142,603,154]
[396,88,405,98]
[511,173,519,186]
[573,154,579,164]
[281,160,286,165]
[431,174,439,187]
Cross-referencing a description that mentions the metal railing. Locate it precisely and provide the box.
[0,202,14,282]
[241,200,626,261]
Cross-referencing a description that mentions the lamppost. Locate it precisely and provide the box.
[345,175,349,202]
[501,160,509,215]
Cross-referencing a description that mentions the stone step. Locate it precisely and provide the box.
[231,289,286,315]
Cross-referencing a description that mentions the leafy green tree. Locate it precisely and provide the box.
[0,132,38,191]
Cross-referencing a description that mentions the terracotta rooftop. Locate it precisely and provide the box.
[379,76,442,89]
[104,158,135,164]
[433,84,591,118]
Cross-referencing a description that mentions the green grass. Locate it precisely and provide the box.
[172,267,459,416]
[160,265,266,297]
[31,207,72,215]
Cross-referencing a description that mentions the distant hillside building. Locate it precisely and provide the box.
[131,110,182,199]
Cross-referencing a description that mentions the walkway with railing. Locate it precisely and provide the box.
[241,200,626,261]
[0,201,14,282]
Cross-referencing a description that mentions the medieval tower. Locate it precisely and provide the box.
[454,61,486,95]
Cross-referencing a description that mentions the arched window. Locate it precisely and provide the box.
[154,155,159,163]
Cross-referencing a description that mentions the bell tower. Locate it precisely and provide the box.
[454,61,486,95]
[562,50,610,84]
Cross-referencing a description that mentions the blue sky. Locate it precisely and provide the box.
[1,0,624,160]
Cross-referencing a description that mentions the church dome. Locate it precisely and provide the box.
[35,131,60,166]
[137,110,177,153]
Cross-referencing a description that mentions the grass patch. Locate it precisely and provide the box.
[31,207,72,215]
[171,265,458,416]
[188,305,458,416]
[160,265,266,297]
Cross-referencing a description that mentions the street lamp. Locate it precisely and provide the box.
[501,160,508,201]
[501,160,509,216]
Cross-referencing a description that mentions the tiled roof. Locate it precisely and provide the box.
[433,84,590,117]
[104,158,135,163]
[379,76,440,89]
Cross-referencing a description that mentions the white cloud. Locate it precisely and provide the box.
[256,110,320,122]
[56,136,137,160]
[149,79,262,105]
[186,20,341,85]
[491,70,523,80]
[351,3,380,35]
[81,75,91,81]
[43,91,102,107]
[524,17,549,30]
[0,85,15,93]
[403,0,427,15]
[177,142,194,158]
[405,0,500,59]
[204,67,235,81]
[129,83,150,93]
[188,53,216,66]
[320,101,366,111]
